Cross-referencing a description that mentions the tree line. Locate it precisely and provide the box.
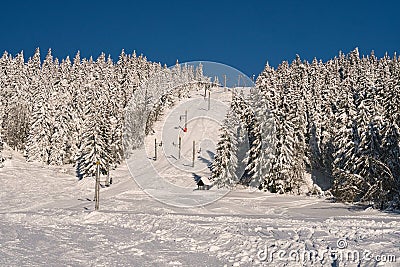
[0,49,207,178]
[212,48,400,209]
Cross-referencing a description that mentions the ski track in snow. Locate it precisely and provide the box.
[0,88,399,266]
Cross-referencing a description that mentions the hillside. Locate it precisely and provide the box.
[1,85,399,266]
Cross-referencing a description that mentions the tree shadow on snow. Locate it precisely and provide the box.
[196,150,215,169]
[192,173,201,183]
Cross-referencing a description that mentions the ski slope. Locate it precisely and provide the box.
[128,86,234,207]
[0,87,399,266]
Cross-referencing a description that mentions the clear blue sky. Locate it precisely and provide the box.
[0,0,399,76]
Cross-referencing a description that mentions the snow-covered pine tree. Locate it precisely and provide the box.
[355,121,396,207]
[223,91,254,186]
[26,93,53,163]
[76,90,113,178]
[0,52,11,146]
[381,124,400,196]
[211,110,242,188]
[0,52,9,135]
[195,62,204,82]
[287,56,308,193]
[116,49,132,109]
[105,54,124,166]
[26,48,41,98]
[380,53,400,185]
[260,61,306,193]
[242,63,277,189]
[274,95,299,193]
[67,51,86,162]
[306,58,324,169]
[244,90,276,189]
[331,53,363,202]
[48,99,73,165]
[2,51,30,150]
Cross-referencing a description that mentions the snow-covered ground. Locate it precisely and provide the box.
[1,87,399,266]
